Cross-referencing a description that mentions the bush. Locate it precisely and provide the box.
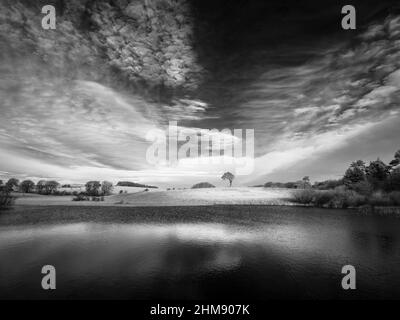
[292,189,314,204]
[313,179,344,190]
[343,191,366,208]
[313,191,335,207]
[292,187,366,208]
[90,196,103,202]
[192,182,215,189]
[368,191,393,207]
[116,181,157,188]
[0,191,15,210]
[350,180,373,195]
[72,193,89,201]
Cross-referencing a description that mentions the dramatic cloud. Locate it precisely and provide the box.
[1,0,399,186]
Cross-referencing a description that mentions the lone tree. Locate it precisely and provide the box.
[221,172,235,187]
[20,180,35,193]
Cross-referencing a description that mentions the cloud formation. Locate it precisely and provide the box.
[1,1,400,186]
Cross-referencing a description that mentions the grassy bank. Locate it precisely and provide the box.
[292,188,400,209]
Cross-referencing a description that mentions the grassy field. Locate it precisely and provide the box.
[14,187,296,207]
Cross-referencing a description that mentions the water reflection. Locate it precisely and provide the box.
[1,208,400,299]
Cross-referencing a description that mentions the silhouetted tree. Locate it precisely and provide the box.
[221,172,235,187]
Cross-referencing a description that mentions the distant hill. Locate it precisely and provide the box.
[191,182,215,189]
[116,181,158,188]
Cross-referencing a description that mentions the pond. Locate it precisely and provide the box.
[0,205,399,299]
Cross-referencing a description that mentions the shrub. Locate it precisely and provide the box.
[116,181,157,188]
[72,193,88,201]
[313,191,335,207]
[313,179,344,190]
[89,197,102,202]
[192,182,215,189]
[292,189,314,204]
[349,180,373,195]
[368,191,392,207]
[292,187,366,208]
[0,191,15,210]
[343,191,366,208]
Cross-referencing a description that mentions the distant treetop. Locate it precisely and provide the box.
[116,181,158,188]
[192,182,215,189]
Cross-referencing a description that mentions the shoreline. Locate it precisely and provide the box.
[2,203,400,227]
[0,204,352,227]
[4,186,400,217]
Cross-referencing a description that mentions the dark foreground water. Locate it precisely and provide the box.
[1,205,400,299]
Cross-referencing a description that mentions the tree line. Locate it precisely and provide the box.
[292,149,400,208]
[342,150,400,193]
[0,179,114,196]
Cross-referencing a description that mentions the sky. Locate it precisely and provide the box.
[0,0,400,187]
